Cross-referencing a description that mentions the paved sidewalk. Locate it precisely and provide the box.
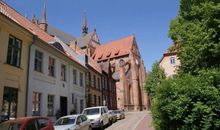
[134,112,154,130]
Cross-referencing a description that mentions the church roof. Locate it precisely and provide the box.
[72,32,95,48]
[0,1,54,43]
[47,25,76,45]
[87,56,102,74]
[93,35,134,61]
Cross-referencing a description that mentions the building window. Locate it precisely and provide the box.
[98,96,101,106]
[80,99,84,113]
[170,57,176,64]
[88,94,91,107]
[94,95,97,106]
[7,35,22,67]
[93,75,96,88]
[32,92,41,116]
[102,77,105,90]
[98,78,100,90]
[72,93,75,104]
[73,69,77,85]
[88,72,91,85]
[80,72,84,87]
[104,77,107,90]
[61,64,66,81]
[48,57,55,77]
[105,96,108,106]
[75,98,78,113]
[34,50,43,72]
[47,95,54,116]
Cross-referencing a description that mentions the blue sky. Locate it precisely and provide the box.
[4,0,179,71]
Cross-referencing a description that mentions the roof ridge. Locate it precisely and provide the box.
[0,1,54,43]
[0,1,27,20]
[100,34,134,46]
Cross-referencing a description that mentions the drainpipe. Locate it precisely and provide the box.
[25,35,37,116]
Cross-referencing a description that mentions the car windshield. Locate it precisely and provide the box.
[0,122,21,130]
[114,110,121,114]
[55,117,76,126]
[83,108,100,115]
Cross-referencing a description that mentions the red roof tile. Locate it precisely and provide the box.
[93,35,134,61]
[0,1,54,43]
[88,57,102,74]
[0,1,88,69]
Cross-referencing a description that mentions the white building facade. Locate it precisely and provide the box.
[159,52,180,77]
[26,39,87,121]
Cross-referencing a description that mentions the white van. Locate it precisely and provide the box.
[82,106,109,129]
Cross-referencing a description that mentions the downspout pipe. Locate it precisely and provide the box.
[25,35,37,116]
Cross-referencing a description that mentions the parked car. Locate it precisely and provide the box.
[113,110,125,120]
[54,114,91,130]
[108,110,117,124]
[82,106,109,130]
[0,116,54,130]
[0,112,9,123]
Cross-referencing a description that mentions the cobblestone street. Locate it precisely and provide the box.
[105,111,154,130]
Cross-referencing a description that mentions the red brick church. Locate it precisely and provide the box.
[35,2,149,111]
[71,15,149,111]
[92,35,149,111]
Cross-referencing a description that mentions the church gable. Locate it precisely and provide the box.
[131,38,141,57]
[88,31,100,48]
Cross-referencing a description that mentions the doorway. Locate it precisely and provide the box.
[60,96,67,116]
[2,87,18,120]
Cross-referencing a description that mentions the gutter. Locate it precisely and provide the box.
[25,35,37,116]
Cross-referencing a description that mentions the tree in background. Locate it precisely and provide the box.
[169,0,220,74]
[152,73,220,130]
[151,0,220,129]
[145,62,166,107]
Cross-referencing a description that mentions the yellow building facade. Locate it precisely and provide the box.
[0,13,33,118]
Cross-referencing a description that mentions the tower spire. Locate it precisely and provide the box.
[39,0,48,32]
[82,12,88,35]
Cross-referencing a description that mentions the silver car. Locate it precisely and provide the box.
[113,110,125,120]
[54,114,91,130]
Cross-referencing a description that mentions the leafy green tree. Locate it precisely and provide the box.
[145,62,166,102]
[152,73,220,130]
[151,0,220,129]
[169,0,220,74]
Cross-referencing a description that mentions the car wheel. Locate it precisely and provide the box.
[100,122,104,130]
[109,119,112,125]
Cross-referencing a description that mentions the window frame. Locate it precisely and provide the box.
[170,57,176,64]
[47,95,54,116]
[61,64,66,81]
[98,78,100,90]
[48,57,55,77]
[34,50,43,73]
[93,75,96,88]
[6,35,22,67]
[73,69,77,85]
[79,72,84,87]
[32,92,41,116]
